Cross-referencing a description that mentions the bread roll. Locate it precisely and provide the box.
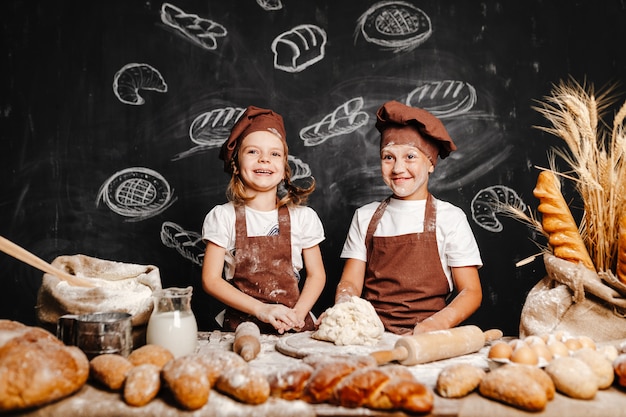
[435,363,486,398]
[162,355,210,410]
[127,344,174,370]
[572,348,614,389]
[123,364,161,407]
[215,365,270,405]
[195,349,247,385]
[533,170,595,270]
[0,320,89,412]
[479,364,549,411]
[89,353,133,390]
[614,353,626,387]
[267,363,314,400]
[545,356,597,399]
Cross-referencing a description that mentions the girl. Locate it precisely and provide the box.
[201,106,326,334]
[334,100,483,335]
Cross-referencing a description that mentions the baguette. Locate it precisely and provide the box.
[533,170,595,270]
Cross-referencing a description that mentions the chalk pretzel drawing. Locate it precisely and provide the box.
[161,221,205,266]
[471,185,527,233]
[172,106,245,161]
[272,24,327,73]
[299,97,370,146]
[406,80,477,119]
[160,3,227,51]
[256,0,282,11]
[112,63,168,106]
[356,0,432,53]
[96,167,177,222]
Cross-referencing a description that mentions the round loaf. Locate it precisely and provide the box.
[215,365,270,405]
[162,355,210,410]
[0,320,89,412]
[123,364,161,407]
[127,344,174,370]
[90,353,133,390]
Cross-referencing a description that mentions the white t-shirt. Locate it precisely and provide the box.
[202,202,325,281]
[340,197,482,290]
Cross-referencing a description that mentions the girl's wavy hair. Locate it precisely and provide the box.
[225,141,315,208]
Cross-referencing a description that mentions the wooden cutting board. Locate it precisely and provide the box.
[275,330,399,359]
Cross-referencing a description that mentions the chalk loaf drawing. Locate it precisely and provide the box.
[471,185,527,233]
[299,97,369,146]
[406,80,477,118]
[256,0,282,11]
[172,106,245,161]
[356,1,432,53]
[160,3,227,51]
[161,221,205,266]
[97,167,177,222]
[272,24,327,73]
[112,63,168,105]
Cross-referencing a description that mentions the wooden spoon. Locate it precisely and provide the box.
[0,235,94,287]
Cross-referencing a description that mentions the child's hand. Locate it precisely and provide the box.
[256,304,304,334]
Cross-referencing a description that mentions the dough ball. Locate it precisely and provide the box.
[312,296,384,346]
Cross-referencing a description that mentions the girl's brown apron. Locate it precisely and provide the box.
[363,194,450,334]
[223,205,315,333]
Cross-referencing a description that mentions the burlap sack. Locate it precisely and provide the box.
[36,254,162,329]
[519,253,626,342]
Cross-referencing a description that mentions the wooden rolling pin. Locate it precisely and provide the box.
[233,321,261,361]
[371,325,503,366]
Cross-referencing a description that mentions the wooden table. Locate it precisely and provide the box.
[10,331,626,417]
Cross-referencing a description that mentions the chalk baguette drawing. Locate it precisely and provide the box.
[471,185,527,233]
[112,63,168,105]
[406,80,477,118]
[161,221,205,266]
[256,0,282,11]
[271,24,327,73]
[96,167,177,222]
[172,106,245,161]
[355,0,432,53]
[299,97,370,146]
[160,3,227,50]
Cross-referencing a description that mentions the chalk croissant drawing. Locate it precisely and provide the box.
[96,167,177,222]
[299,97,370,146]
[256,0,282,11]
[172,106,245,161]
[160,3,227,51]
[356,1,432,53]
[271,24,327,73]
[471,185,527,233]
[112,63,168,105]
[288,155,312,181]
[161,221,205,266]
[406,80,477,118]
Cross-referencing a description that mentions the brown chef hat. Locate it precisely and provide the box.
[375,100,456,166]
[219,105,287,173]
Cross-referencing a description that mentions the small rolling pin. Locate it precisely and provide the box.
[371,325,503,366]
[233,321,261,361]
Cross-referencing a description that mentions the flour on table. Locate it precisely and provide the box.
[312,296,384,346]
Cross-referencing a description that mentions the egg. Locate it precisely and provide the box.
[510,345,539,365]
[530,342,553,363]
[577,336,596,350]
[564,337,583,351]
[547,339,570,357]
[488,341,513,360]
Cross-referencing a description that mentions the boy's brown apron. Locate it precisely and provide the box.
[363,194,450,334]
[223,205,314,333]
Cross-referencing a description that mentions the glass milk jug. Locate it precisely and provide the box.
[146,286,198,358]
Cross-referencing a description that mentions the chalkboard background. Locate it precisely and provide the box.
[2,0,626,336]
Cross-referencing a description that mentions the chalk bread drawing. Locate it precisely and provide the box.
[161,221,205,266]
[288,155,312,181]
[272,24,327,73]
[256,0,283,11]
[160,3,227,50]
[112,63,168,105]
[97,167,177,222]
[471,185,527,233]
[356,1,432,53]
[299,97,369,146]
[406,80,477,118]
[172,106,245,161]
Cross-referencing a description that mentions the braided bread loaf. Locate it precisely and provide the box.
[533,170,595,270]
[267,355,433,414]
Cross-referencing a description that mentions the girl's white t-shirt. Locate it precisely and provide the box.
[202,202,325,281]
[340,197,483,290]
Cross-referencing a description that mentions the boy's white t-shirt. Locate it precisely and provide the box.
[202,202,325,281]
[340,197,483,290]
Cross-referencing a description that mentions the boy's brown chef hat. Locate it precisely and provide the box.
[219,105,287,173]
[375,100,456,166]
